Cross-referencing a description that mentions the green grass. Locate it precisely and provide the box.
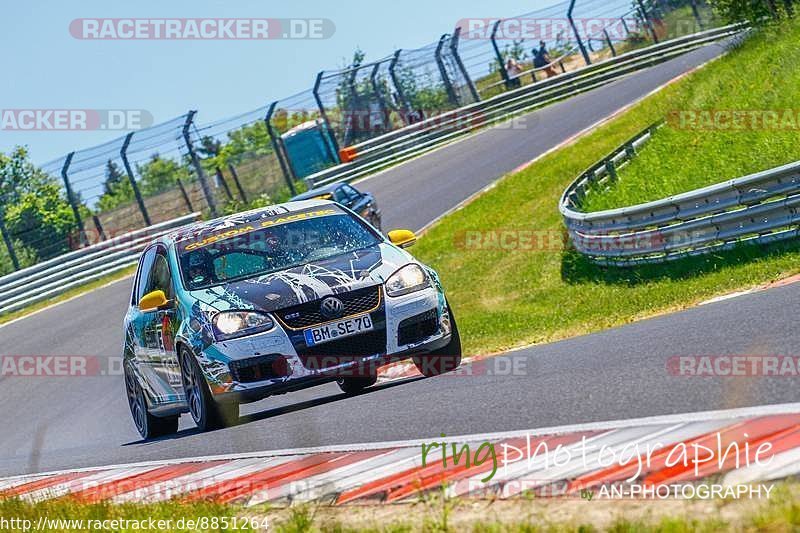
[0,498,260,532]
[4,483,798,532]
[582,18,800,212]
[410,19,800,356]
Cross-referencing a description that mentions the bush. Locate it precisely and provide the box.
[5,183,77,260]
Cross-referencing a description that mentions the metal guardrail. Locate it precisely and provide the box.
[0,213,200,315]
[305,23,748,189]
[560,121,800,265]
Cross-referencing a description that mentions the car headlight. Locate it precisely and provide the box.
[385,264,430,297]
[212,311,274,341]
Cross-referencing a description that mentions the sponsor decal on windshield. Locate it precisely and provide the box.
[182,208,339,251]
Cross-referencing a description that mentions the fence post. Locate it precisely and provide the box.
[182,111,218,217]
[490,20,511,89]
[689,0,705,30]
[264,102,298,195]
[568,0,592,65]
[370,62,393,132]
[435,34,459,107]
[765,0,779,18]
[637,0,659,43]
[120,132,152,226]
[621,16,631,36]
[313,71,342,158]
[227,164,248,203]
[449,27,480,102]
[604,29,617,56]
[175,178,194,212]
[389,50,412,123]
[215,167,234,201]
[0,203,19,271]
[60,152,87,246]
[91,215,107,242]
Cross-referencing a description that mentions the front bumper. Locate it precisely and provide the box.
[197,285,451,402]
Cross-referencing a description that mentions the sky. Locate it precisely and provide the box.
[0,0,565,165]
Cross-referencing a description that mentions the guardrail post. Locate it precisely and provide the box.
[604,29,617,56]
[120,132,152,226]
[637,0,660,43]
[182,111,218,217]
[490,20,512,89]
[568,0,592,65]
[264,102,298,195]
[313,71,342,158]
[605,160,618,181]
[60,152,87,247]
[0,204,19,271]
[389,50,412,122]
[450,27,481,102]
[435,34,460,107]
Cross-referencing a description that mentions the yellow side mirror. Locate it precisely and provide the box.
[138,290,169,312]
[388,229,417,249]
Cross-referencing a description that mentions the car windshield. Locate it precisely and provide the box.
[177,210,380,290]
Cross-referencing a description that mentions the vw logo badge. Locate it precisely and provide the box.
[319,296,345,319]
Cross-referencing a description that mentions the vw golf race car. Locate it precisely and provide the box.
[123,200,461,439]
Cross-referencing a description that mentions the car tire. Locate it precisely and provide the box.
[413,305,462,377]
[125,363,179,440]
[179,346,239,432]
[337,374,378,394]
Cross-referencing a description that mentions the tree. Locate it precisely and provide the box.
[0,146,52,205]
[0,147,77,261]
[708,0,781,23]
[97,159,135,211]
[136,154,192,196]
[102,160,125,196]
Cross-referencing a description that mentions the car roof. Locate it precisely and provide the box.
[290,181,354,201]
[158,199,337,246]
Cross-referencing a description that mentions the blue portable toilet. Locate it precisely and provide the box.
[281,119,339,179]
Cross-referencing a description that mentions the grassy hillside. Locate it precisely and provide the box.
[583,19,800,212]
[411,18,800,355]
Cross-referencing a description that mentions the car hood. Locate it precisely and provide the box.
[187,243,411,313]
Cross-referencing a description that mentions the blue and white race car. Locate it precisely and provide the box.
[122,200,461,439]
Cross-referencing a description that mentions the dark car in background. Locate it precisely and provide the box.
[291,182,382,230]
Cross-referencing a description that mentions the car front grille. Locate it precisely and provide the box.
[296,329,387,370]
[275,285,381,330]
[229,354,289,383]
[397,309,439,346]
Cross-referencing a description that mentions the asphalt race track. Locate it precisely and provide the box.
[5,41,796,477]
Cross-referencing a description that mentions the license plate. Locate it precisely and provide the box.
[304,314,374,346]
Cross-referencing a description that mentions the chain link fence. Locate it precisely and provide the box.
[0,0,722,278]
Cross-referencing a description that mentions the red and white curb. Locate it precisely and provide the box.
[2,403,799,506]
